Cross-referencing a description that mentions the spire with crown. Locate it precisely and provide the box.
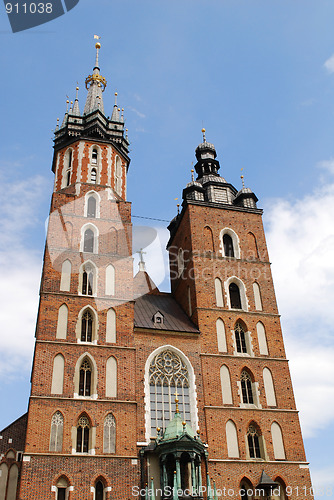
[83,41,107,115]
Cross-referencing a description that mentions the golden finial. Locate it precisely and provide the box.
[177,204,180,215]
[118,107,121,112]
[241,168,245,188]
[151,477,154,481]
[197,429,200,435]
[95,42,101,49]
[174,390,179,413]
[191,169,194,182]
[157,427,160,433]
[56,118,59,123]
[182,421,186,426]
[202,127,206,142]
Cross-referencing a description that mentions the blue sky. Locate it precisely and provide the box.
[1,0,334,497]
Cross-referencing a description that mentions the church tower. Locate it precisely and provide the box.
[166,129,313,498]
[0,45,313,500]
[16,43,140,499]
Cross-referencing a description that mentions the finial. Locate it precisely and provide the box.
[125,128,129,141]
[66,99,69,112]
[177,204,180,215]
[241,168,245,188]
[69,100,73,112]
[94,35,101,68]
[118,107,121,112]
[191,168,194,182]
[121,108,124,123]
[182,421,186,427]
[157,427,161,433]
[174,390,179,413]
[137,248,146,271]
[202,127,206,142]
[55,117,59,132]
[75,86,79,100]
[114,92,118,105]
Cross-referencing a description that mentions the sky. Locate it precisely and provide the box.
[1,0,334,497]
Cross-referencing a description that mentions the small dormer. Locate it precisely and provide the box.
[153,311,164,325]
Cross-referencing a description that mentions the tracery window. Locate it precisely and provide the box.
[229,282,242,309]
[79,359,92,396]
[76,415,90,453]
[241,371,254,404]
[235,323,247,353]
[223,233,234,257]
[149,350,190,437]
[103,413,116,453]
[81,310,93,341]
[49,411,64,452]
[247,425,261,459]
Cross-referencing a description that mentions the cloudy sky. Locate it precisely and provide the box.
[1,1,334,497]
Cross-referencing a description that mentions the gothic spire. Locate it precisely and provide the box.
[83,42,107,115]
[72,86,81,116]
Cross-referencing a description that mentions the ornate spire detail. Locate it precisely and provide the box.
[72,86,81,116]
[83,42,106,115]
[111,92,120,121]
[61,99,70,128]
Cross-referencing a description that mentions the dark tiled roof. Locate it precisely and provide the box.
[134,293,199,333]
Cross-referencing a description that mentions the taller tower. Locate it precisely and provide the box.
[17,43,139,500]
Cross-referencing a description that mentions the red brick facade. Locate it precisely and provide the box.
[0,50,313,500]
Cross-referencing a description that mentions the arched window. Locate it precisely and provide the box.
[83,228,94,252]
[226,420,239,458]
[64,149,72,187]
[115,156,122,195]
[87,196,97,218]
[106,357,117,398]
[103,413,116,453]
[240,478,253,500]
[50,411,64,452]
[263,367,277,407]
[76,415,90,453]
[203,226,214,252]
[256,322,268,355]
[95,481,104,500]
[6,464,19,500]
[81,310,93,342]
[223,233,234,257]
[91,168,97,184]
[82,269,93,295]
[56,304,68,340]
[241,371,254,404]
[271,422,286,460]
[60,259,71,292]
[253,282,262,311]
[216,318,227,352]
[55,477,69,500]
[220,228,240,258]
[106,308,116,343]
[79,359,92,396]
[149,349,191,437]
[215,278,224,307]
[229,282,241,309]
[247,424,262,459]
[105,264,115,295]
[235,323,247,354]
[51,354,65,395]
[220,365,233,405]
[273,478,287,500]
[0,463,8,500]
[91,148,98,164]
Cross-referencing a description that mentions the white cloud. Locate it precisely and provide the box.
[264,170,334,438]
[0,176,46,377]
[324,54,334,73]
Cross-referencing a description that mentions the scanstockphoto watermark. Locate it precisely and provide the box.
[132,486,288,498]
[4,0,80,32]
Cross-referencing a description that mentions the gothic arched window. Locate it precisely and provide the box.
[79,359,92,396]
[247,424,262,459]
[81,310,93,342]
[83,228,94,252]
[49,411,64,452]
[103,413,116,453]
[87,196,97,218]
[235,323,247,353]
[66,150,72,186]
[82,269,93,296]
[95,481,104,500]
[229,282,241,309]
[76,415,90,453]
[223,233,234,257]
[241,371,254,404]
[149,350,191,437]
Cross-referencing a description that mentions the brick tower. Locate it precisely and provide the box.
[0,45,313,500]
